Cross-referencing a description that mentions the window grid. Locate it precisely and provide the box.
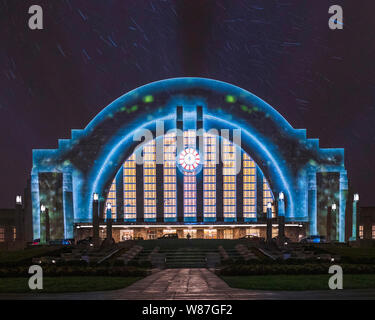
[263,177,275,217]
[359,225,364,239]
[184,130,196,218]
[144,140,156,220]
[223,139,236,219]
[243,153,256,219]
[164,132,177,218]
[105,132,277,223]
[105,180,116,219]
[123,154,136,220]
[203,133,216,218]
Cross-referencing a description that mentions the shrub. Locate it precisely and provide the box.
[216,263,375,276]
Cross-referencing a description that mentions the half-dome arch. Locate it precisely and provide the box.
[32,77,347,242]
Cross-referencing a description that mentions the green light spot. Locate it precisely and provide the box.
[143,95,154,103]
[241,105,248,112]
[226,95,236,103]
[120,106,127,112]
[131,105,138,112]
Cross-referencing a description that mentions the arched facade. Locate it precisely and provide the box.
[31,78,348,242]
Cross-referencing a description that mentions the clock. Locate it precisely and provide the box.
[178,148,201,172]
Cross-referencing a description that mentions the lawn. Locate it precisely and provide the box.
[222,274,375,291]
[0,276,141,293]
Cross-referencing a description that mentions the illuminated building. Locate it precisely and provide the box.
[30,78,349,242]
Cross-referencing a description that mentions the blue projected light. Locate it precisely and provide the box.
[31,77,348,242]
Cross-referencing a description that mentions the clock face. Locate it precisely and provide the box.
[178,148,200,171]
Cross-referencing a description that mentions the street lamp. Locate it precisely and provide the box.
[332,203,337,211]
[106,203,112,210]
[41,205,46,213]
[267,202,272,209]
[351,194,359,241]
[278,192,284,200]
[93,193,99,201]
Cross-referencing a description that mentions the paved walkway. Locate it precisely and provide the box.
[1,268,375,300]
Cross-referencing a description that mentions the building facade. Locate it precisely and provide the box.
[30,78,349,242]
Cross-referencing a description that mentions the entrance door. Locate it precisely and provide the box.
[120,230,134,241]
[183,229,197,239]
[224,229,234,239]
[204,229,217,239]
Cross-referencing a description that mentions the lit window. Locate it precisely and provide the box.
[164,132,177,219]
[372,225,375,240]
[359,225,364,239]
[243,153,256,219]
[222,139,236,220]
[0,227,4,242]
[124,154,136,220]
[184,131,197,218]
[105,180,116,219]
[144,140,156,220]
[204,229,217,239]
[263,178,275,217]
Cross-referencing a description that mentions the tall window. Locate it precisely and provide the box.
[106,131,276,222]
[359,225,364,239]
[143,140,156,220]
[124,154,136,220]
[372,225,375,240]
[243,153,256,219]
[222,139,236,220]
[263,177,275,217]
[203,133,216,219]
[105,180,116,219]
[163,132,177,219]
[0,227,4,242]
[184,131,196,218]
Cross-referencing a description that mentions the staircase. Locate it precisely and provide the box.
[132,247,221,268]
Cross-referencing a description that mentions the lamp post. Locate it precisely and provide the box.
[15,195,23,242]
[332,203,338,241]
[41,205,50,244]
[106,203,113,243]
[266,202,273,244]
[92,193,100,248]
[327,203,337,242]
[350,194,359,241]
[278,192,285,241]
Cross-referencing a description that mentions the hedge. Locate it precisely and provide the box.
[217,263,375,276]
[0,266,150,278]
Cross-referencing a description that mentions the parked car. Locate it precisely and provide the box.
[27,238,40,247]
[48,239,73,246]
[272,236,292,244]
[299,235,326,243]
[77,237,94,246]
[239,235,265,241]
[157,233,178,239]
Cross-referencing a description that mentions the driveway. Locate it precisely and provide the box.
[1,268,375,300]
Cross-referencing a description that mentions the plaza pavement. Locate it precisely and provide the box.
[0,268,375,300]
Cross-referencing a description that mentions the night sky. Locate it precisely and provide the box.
[0,0,374,208]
